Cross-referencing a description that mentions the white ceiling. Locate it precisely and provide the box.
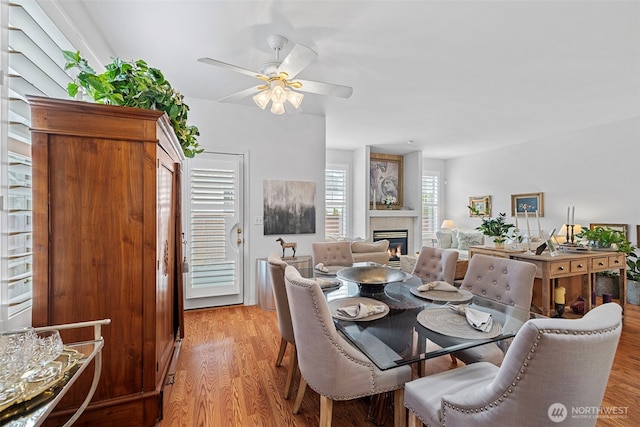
[55,0,640,159]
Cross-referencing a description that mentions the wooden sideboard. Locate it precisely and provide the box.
[469,246,626,317]
[29,96,185,426]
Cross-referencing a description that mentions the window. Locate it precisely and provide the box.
[325,164,349,237]
[421,171,439,242]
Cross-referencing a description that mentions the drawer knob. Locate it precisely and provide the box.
[613,260,619,264]
[598,262,604,266]
[558,266,564,271]
[578,264,583,268]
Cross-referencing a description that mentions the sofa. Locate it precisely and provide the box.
[434,229,486,280]
[324,235,390,265]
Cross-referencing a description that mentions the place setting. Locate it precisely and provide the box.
[313,263,346,277]
[328,297,390,321]
[315,277,342,293]
[409,280,473,303]
[417,303,502,339]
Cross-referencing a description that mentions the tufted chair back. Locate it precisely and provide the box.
[268,253,294,344]
[312,241,355,267]
[404,303,623,427]
[284,266,411,426]
[461,254,536,310]
[412,247,459,284]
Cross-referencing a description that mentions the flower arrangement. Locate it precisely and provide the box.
[382,195,396,206]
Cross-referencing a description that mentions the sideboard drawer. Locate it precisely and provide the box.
[570,260,588,273]
[591,257,609,271]
[550,261,571,275]
[608,255,625,269]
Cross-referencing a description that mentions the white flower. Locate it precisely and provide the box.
[382,195,396,205]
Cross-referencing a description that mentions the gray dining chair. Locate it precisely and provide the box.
[412,247,459,285]
[404,302,622,427]
[312,241,355,268]
[284,266,411,427]
[449,254,536,366]
[268,253,298,399]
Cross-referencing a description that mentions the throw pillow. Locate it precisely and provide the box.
[451,230,459,248]
[457,232,484,250]
[436,231,452,249]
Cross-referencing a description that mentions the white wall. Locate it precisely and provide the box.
[443,118,640,245]
[186,98,326,305]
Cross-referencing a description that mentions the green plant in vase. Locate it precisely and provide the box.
[468,206,514,247]
[63,50,202,158]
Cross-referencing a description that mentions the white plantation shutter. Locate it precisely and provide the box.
[189,167,236,290]
[325,165,348,237]
[2,0,78,327]
[422,172,439,241]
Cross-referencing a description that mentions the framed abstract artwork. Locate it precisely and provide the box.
[263,180,316,235]
[370,153,403,209]
[468,195,491,217]
[511,192,544,216]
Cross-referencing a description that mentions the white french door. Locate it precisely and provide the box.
[182,152,244,309]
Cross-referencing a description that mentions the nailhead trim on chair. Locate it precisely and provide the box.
[291,276,403,401]
[440,321,622,425]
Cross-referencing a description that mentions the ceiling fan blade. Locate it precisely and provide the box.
[295,79,353,99]
[277,44,318,79]
[197,57,264,80]
[218,86,262,103]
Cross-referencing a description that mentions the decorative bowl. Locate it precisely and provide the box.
[337,266,410,295]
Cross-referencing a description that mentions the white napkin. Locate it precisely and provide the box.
[417,281,459,292]
[449,304,493,332]
[336,303,386,319]
[316,278,340,289]
[314,263,329,273]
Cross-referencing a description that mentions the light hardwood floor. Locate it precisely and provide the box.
[159,302,639,426]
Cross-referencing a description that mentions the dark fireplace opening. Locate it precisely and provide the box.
[373,229,408,268]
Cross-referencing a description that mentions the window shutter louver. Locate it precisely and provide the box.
[422,172,439,241]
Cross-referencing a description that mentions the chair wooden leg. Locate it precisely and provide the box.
[319,395,333,427]
[284,344,297,399]
[408,411,423,427]
[276,337,287,367]
[449,354,458,365]
[292,376,307,414]
[393,388,406,427]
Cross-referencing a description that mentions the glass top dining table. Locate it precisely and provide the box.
[307,267,533,371]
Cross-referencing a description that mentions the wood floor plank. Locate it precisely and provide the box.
[159,304,640,426]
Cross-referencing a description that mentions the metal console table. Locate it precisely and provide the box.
[3,319,111,426]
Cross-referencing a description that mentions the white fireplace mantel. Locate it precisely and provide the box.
[369,209,419,218]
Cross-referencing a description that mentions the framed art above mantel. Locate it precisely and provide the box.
[370,153,403,209]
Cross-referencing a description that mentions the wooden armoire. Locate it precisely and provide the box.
[28,96,185,426]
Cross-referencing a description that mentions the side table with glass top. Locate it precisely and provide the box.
[2,319,110,427]
[257,255,313,310]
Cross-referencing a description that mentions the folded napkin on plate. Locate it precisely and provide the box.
[314,263,329,273]
[417,281,458,292]
[336,303,385,319]
[316,278,340,289]
[449,304,493,332]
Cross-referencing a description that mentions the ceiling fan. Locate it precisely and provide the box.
[198,34,353,114]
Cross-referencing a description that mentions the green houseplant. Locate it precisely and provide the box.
[468,206,514,247]
[63,50,202,158]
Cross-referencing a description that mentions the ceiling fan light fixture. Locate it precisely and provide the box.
[270,101,285,115]
[270,80,287,104]
[253,90,271,109]
[286,89,304,109]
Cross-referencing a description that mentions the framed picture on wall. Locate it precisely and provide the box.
[370,153,403,209]
[589,223,628,239]
[511,192,544,216]
[468,195,491,217]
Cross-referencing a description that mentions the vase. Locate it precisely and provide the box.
[494,241,504,249]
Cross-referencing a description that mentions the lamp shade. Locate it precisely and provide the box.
[441,220,456,230]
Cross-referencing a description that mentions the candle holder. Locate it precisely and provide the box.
[570,224,576,244]
[523,234,534,255]
[553,303,565,318]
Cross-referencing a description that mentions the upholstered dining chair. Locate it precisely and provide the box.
[448,254,537,366]
[268,253,298,399]
[404,302,622,427]
[284,266,411,427]
[412,247,459,285]
[312,241,355,269]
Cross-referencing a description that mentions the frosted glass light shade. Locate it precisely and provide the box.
[270,101,285,115]
[253,90,271,109]
[286,89,304,108]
